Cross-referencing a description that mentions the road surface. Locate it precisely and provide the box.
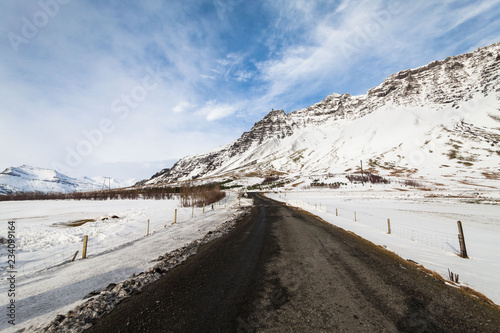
[86,193,500,332]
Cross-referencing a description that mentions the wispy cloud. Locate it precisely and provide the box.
[172,101,191,113]
[198,100,240,121]
[252,0,500,107]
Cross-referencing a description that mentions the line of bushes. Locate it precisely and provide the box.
[0,183,226,207]
[310,181,347,189]
[346,173,391,184]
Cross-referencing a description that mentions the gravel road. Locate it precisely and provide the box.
[86,193,500,332]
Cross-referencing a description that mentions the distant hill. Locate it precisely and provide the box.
[0,165,135,195]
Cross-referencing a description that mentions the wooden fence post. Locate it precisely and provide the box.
[147,219,150,236]
[72,251,79,262]
[336,208,338,216]
[457,221,468,258]
[192,206,194,218]
[203,203,205,213]
[174,209,177,224]
[387,219,391,234]
[354,212,357,222]
[82,235,88,259]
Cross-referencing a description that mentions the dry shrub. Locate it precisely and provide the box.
[180,183,225,207]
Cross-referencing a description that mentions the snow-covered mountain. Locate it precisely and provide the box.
[143,42,500,187]
[0,165,134,195]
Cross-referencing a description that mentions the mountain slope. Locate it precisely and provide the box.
[144,42,500,187]
[0,165,133,195]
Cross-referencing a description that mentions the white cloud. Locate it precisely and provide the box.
[335,0,351,14]
[234,70,253,82]
[172,101,191,113]
[198,100,239,121]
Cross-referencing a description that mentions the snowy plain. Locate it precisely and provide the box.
[267,188,500,306]
[0,192,249,332]
[1,185,499,332]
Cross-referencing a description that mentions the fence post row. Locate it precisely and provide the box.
[289,201,470,259]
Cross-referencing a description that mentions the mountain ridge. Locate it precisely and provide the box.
[142,42,500,187]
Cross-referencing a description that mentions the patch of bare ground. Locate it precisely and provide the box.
[52,219,96,227]
[389,167,419,177]
[457,179,498,188]
[482,171,500,180]
[410,263,499,310]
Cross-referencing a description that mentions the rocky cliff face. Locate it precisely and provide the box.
[143,42,500,185]
[142,109,299,183]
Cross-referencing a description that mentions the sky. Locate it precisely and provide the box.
[0,0,499,180]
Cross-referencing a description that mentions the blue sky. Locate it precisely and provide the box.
[0,0,499,180]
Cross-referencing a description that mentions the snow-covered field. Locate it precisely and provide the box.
[0,193,249,332]
[267,189,500,306]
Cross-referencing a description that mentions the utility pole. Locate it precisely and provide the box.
[103,177,112,190]
[360,160,364,186]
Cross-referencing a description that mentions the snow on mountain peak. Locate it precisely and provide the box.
[143,42,500,187]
